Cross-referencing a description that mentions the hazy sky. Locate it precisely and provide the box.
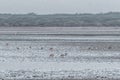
[0,0,119,14]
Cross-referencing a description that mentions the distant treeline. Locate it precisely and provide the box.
[0,12,120,27]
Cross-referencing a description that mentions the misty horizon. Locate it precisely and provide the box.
[0,0,119,14]
[0,12,120,15]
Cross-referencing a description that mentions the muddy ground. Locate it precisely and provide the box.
[0,27,120,80]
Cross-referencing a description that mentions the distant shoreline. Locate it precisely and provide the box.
[0,12,120,27]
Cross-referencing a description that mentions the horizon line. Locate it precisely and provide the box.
[0,11,120,15]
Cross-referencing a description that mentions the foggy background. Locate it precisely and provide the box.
[0,0,119,14]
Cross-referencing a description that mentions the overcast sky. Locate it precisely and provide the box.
[0,0,119,14]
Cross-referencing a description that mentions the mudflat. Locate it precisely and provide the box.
[0,27,120,80]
